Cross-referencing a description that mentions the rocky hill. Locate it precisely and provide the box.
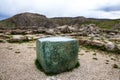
[0,12,56,29]
[0,12,120,30]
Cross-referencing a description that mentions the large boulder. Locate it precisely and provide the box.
[8,35,29,42]
[91,40,104,47]
[45,29,56,35]
[56,25,78,33]
[36,37,79,73]
[57,25,71,33]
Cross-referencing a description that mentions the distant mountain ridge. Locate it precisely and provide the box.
[0,12,120,30]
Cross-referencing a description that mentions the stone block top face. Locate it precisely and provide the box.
[38,37,76,42]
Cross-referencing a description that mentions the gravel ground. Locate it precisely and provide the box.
[0,42,120,80]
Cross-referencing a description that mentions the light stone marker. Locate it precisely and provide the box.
[36,37,79,73]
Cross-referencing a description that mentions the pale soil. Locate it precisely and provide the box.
[0,42,120,80]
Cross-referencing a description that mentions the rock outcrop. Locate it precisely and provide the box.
[0,12,56,28]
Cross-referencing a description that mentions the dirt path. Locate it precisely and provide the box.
[0,42,120,80]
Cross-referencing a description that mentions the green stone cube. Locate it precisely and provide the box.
[36,37,79,73]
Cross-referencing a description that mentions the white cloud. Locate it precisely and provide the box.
[0,0,120,19]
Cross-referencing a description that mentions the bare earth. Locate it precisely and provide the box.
[0,42,120,80]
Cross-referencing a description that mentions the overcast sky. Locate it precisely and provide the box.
[0,0,120,20]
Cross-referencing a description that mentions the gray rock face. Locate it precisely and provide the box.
[36,37,79,73]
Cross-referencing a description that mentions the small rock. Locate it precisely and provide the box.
[117,44,120,50]
[46,76,61,80]
[7,47,13,50]
[109,32,115,35]
[91,40,104,47]
[105,42,115,51]
[15,51,20,54]
[88,33,95,37]
[0,39,5,43]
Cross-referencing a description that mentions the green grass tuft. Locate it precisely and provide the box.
[113,64,119,69]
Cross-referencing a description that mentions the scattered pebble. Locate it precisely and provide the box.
[79,53,84,56]
[46,76,61,80]
[93,53,96,56]
[111,58,116,61]
[92,57,98,60]
[7,47,13,50]
[106,62,109,64]
[15,51,20,54]
[106,60,109,62]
